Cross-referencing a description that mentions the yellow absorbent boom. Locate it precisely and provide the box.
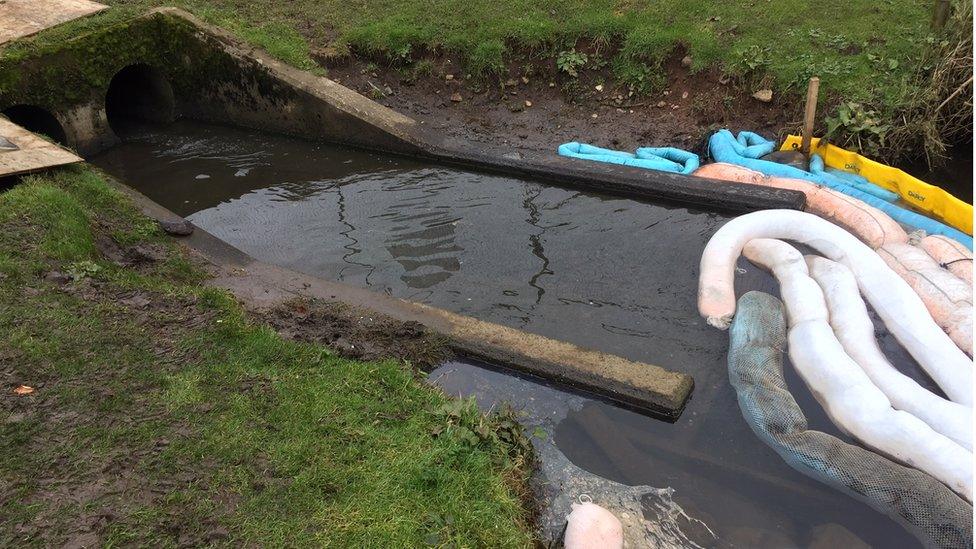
[781,136,973,236]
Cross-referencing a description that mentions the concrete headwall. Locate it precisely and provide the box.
[0,9,424,156]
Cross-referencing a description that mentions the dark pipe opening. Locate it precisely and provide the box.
[2,105,68,145]
[105,64,176,135]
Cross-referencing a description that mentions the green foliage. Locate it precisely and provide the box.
[81,0,926,108]
[468,40,506,75]
[556,49,588,77]
[730,44,771,75]
[865,52,899,71]
[612,58,663,95]
[824,101,892,158]
[0,0,959,168]
[237,22,319,71]
[342,17,432,66]
[431,398,533,467]
[882,0,973,165]
[0,179,95,262]
[399,57,444,84]
[67,259,102,281]
[413,58,435,78]
[191,7,319,71]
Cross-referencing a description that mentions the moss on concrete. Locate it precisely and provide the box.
[0,12,281,114]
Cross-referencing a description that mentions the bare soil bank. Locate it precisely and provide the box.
[325,49,800,157]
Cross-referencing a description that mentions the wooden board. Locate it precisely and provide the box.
[0,117,81,177]
[0,0,107,45]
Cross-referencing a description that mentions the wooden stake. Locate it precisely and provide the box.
[800,76,820,157]
[932,0,951,30]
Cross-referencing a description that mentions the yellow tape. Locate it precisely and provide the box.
[781,135,973,235]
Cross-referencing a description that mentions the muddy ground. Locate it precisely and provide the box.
[259,298,450,370]
[324,49,802,156]
[325,49,975,201]
[1,230,454,546]
[2,274,227,547]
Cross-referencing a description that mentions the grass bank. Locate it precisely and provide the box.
[75,0,969,161]
[3,0,970,159]
[0,166,535,546]
[96,0,929,98]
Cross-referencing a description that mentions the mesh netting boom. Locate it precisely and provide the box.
[728,291,973,549]
[741,239,971,498]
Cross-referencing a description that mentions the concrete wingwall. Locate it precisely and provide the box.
[0,8,425,157]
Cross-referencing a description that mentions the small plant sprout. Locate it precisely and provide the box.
[556,49,588,77]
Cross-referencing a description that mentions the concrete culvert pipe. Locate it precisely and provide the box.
[1,104,67,145]
[742,239,973,502]
[105,63,176,134]
[697,209,973,405]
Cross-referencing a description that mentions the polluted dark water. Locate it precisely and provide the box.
[93,121,930,547]
[898,142,974,204]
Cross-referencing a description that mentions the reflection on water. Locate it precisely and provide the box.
[430,359,722,548]
[92,121,928,548]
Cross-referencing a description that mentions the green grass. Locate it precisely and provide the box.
[4,0,967,159]
[89,0,934,102]
[15,0,935,102]
[0,166,534,547]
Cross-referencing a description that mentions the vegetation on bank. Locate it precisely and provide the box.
[0,166,535,546]
[93,0,928,96]
[42,0,959,163]
[1,0,970,162]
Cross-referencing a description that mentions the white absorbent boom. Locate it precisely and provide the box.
[698,209,973,405]
[694,164,973,357]
[805,256,972,450]
[742,239,973,501]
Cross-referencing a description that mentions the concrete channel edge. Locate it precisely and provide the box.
[109,179,695,420]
